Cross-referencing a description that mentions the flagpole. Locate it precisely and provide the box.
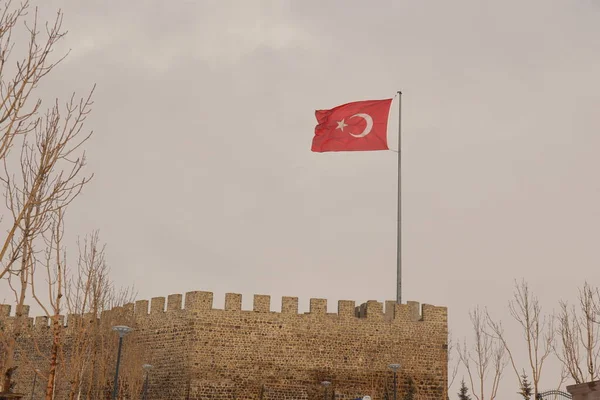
[396,91,402,305]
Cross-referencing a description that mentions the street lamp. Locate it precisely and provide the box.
[111,325,133,400]
[388,364,401,400]
[321,381,331,400]
[30,369,40,400]
[142,364,153,400]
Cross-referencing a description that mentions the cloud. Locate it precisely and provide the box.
[5,1,600,398]
[48,1,317,73]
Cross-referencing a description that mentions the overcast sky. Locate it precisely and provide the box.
[4,0,600,397]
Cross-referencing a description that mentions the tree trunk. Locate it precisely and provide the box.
[1,345,15,392]
[45,318,61,400]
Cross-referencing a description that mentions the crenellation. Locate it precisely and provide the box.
[393,303,410,321]
[225,293,242,311]
[384,300,396,321]
[0,296,448,324]
[67,313,81,329]
[253,294,270,312]
[99,310,109,323]
[0,304,10,317]
[309,298,327,314]
[364,300,384,320]
[337,300,355,317]
[421,304,447,323]
[83,312,96,324]
[167,294,183,311]
[109,306,123,320]
[281,296,298,314]
[100,307,118,327]
[123,302,135,316]
[35,316,48,329]
[184,291,213,310]
[407,301,422,321]
[355,302,366,318]
[14,295,444,322]
[15,304,29,318]
[151,297,165,314]
[135,300,149,316]
[7,292,448,400]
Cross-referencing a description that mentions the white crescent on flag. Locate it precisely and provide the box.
[348,113,373,138]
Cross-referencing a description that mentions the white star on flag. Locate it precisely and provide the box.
[336,119,348,131]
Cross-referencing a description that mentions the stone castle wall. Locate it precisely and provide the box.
[1,291,448,400]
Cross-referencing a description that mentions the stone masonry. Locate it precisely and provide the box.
[2,292,448,400]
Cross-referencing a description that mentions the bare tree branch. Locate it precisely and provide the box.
[554,282,600,384]
[448,330,459,392]
[458,306,506,400]
[0,2,95,392]
[487,280,554,398]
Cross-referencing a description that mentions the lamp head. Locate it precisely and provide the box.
[112,325,133,337]
[388,363,401,372]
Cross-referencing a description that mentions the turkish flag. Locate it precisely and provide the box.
[311,98,392,152]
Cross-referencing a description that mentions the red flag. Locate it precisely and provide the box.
[311,98,392,152]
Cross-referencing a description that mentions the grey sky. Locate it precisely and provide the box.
[8,0,600,397]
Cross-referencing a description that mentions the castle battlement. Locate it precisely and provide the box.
[3,290,448,400]
[0,291,447,330]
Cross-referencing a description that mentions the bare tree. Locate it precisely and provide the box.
[64,232,123,400]
[458,306,506,400]
[554,365,569,396]
[448,330,459,393]
[1,228,139,399]
[0,1,74,277]
[0,1,96,391]
[2,85,95,280]
[487,280,554,399]
[29,209,68,400]
[1,175,40,393]
[555,282,600,384]
[65,233,109,400]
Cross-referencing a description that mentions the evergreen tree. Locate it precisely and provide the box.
[457,379,471,400]
[518,372,532,400]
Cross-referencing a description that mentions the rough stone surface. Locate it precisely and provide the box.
[2,291,448,400]
[567,380,600,400]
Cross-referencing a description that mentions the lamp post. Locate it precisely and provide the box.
[111,325,133,400]
[321,381,331,400]
[30,369,40,400]
[388,364,401,400]
[142,364,153,400]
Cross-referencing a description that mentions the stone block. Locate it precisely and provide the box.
[225,293,242,311]
[185,291,213,310]
[253,294,270,312]
[150,297,165,314]
[35,316,48,329]
[309,298,327,314]
[135,300,149,316]
[0,304,10,317]
[281,297,298,314]
[338,300,355,317]
[168,294,183,311]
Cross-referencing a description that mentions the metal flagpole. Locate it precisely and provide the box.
[396,91,402,304]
